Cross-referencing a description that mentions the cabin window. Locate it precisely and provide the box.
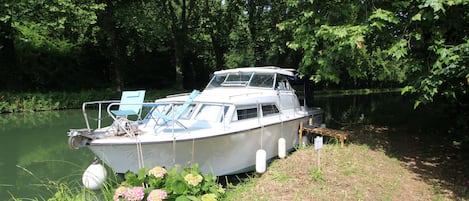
[249,73,275,88]
[194,104,229,122]
[233,105,258,121]
[262,104,279,116]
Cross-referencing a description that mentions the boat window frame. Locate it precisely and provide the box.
[232,104,259,121]
[248,72,275,88]
[261,103,280,117]
[206,74,228,88]
[220,72,254,87]
[275,74,292,91]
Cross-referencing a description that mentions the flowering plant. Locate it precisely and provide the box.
[113,164,225,201]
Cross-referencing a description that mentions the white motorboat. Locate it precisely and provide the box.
[68,66,324,176]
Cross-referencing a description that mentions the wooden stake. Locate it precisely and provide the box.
[317,149,321,170]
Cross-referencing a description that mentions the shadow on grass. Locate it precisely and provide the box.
[344,101,469,199]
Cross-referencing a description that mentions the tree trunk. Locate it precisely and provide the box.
[0,19,17,90]
[100,0,123,92]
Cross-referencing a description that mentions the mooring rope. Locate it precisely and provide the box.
[136,136,144,169]
[128,123,144,170]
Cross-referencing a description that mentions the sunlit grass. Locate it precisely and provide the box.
[222,139,458,201]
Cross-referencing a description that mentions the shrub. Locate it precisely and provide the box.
[113,164,225,201]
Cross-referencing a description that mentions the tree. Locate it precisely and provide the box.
[280,0,468,106]
[0,0,105,90]
[201,0,241,71]
[224,0,299,68]
[395,0,469,108]
[279,0,402,86]
[0,0,17,89]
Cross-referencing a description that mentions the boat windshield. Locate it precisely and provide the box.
[248,73,275,88]
[206,72,275,89]
[194,104,229,122]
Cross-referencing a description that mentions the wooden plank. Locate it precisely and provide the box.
[301,126,349,148]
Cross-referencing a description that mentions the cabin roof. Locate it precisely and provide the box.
[213,66,296,77]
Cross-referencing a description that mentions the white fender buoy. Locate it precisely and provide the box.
[256,149,267,174]
[82,159,107,190]
[278,138,286,159]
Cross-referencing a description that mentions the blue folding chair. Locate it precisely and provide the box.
[111,90,146,120]
[153,90,199,129]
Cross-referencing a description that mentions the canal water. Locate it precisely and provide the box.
[0,92,451,199]
[0,110,96,199]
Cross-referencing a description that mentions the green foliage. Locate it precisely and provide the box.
[11,0,105,50]
[309,166,325,182]
[368,9,399,30]
[0,92,60,113]
[1,0,468,110]
[0,90,119,113]
[281,0,468,108]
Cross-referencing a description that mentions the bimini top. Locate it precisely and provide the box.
[206,66,297,89]
[213,66,296,77]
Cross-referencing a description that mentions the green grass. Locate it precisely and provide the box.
[223,129,467,201]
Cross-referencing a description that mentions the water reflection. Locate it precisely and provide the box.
[0,110,94,199]
[315,92,416,128]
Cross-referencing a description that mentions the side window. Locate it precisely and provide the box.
[233,106,258,121]
[262,104,279,116]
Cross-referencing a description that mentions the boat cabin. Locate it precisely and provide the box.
[148,67,302,131]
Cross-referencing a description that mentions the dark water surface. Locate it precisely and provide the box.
[0,92,461,199]
[0,110,95,199]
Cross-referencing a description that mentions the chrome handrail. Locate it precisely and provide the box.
[106,102,170,136]
[82,100,119,130]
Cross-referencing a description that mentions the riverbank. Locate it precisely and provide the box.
[0,88,401,113]
[225,124,469,200]
[3,91,468,200]
[0,89,179,113]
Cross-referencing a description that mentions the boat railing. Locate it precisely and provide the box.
[106,102,170,136]
[228,92,263,99]
[166,92,193,98]
[82,100,171,133]
[82,100,120,130]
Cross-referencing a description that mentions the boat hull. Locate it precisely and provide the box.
[88,118,305,176]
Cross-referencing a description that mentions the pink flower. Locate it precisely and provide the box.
[125,186,145,201]
[148,166,166,178]
[113,186,128,201]
[147,189,168,201]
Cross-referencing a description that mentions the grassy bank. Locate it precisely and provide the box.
[0,89,181,113]
[224,125,468,201]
